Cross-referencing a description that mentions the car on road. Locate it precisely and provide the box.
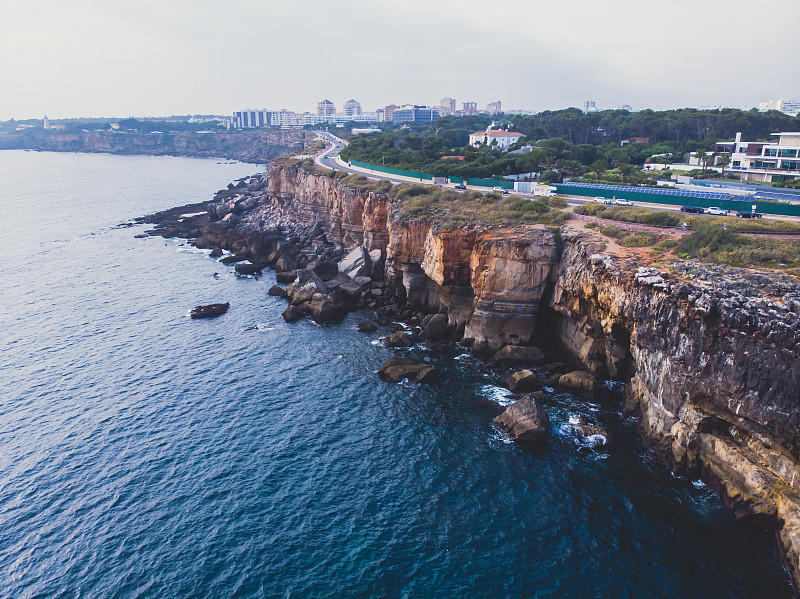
[492,186,509,194]
[613,198,634,206]
[707,207,728,216]
[737,211,763,219]
[593,196,612,204]
[453,183,467,190]
[680,205,705,214]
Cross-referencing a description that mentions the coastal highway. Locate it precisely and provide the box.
[311,132,799,224]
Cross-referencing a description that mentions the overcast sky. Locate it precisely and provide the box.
[2,0,798,120]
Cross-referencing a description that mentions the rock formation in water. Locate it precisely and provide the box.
[144,160,800,590]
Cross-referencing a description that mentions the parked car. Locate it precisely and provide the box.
[593,196,612,204]
[680,205,705,214]
[453,183,467,190]
[707,207,728,216]
[737,211,763,219]
[614,198,634,206]
[492,186,509,194]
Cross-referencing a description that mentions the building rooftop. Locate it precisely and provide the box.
[471,130,524,137]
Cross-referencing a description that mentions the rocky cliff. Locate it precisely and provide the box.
[145,161,800,590]
[0,129,304,163]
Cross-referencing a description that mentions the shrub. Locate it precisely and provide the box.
[599,224,627,239]
[548,196,568,208]
[620,232,657,247]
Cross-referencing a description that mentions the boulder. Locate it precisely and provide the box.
[281,304,305,323]
[493,395,550,445]
[312,260,339,281]
[338,278,367,297]
[383,331,413,348]
[378,357,438,383]
[286,270,327,306]
[308,295,344,322]
[421,313,449,340]
[219,255,246,265]
[190,303,229,319]
[268,285,287,298]
[275,253,298,273]
[275,270,298,284]
[492,345,546,365]
[209,247,223,258]
[559,371,598,395]
[506,369,543,392]
[357,321,378,332]
[235,262,261,275]
[369,248,385,280]
[338,247,371,278]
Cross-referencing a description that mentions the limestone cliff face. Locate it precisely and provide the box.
[548,230,800,584]
[254,164,800,586]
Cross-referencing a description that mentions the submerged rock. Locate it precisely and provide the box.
[571,416,609,445]
[357,321,378,332]
[493,395,550,445]
[378,356,438,383]
[234,262,262,275]
[506,369,542,392]
[190,303,229,319]
[383,331,413,348]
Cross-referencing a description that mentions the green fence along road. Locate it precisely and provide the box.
[554,184,800,218]
[348,160,433,181]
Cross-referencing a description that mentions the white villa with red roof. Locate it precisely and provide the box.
[469,129,525,150]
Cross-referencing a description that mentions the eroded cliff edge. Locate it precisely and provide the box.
[147,162,800,588]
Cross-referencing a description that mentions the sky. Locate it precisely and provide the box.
[1,0,799,121]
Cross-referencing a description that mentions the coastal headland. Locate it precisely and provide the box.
[141,160,800,591]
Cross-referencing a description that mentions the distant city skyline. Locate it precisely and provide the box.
[1,0,798,121]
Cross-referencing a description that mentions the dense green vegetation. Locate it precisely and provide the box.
[340,108,800,183]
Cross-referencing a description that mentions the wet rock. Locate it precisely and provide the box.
[281,304,305,323]
[275,270,298,284]
[190,302,229,319]
[268,285,287,298]
[493,395,550,445]
[506,369,542,392]
[357,321,377,332]
[235,262,261,275]
[559,371,598,395]
[219,255,246,265]
[383,331,413,348]
[543,361,569,374]
[571,417,609,445]
[209,247,223,258]
[378,357,438,383]
[308,295,343,322]
[492,344,546,365]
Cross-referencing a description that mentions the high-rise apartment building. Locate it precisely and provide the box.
[344,99,362,117]
[440,97,456,115]
[317,99,335,116]
[486,100,502,114]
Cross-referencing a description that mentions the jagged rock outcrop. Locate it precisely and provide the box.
[493,395,550,445]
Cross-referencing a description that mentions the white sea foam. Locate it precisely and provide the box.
[480,384,514,406]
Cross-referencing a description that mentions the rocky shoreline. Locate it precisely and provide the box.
[139,161,800,593]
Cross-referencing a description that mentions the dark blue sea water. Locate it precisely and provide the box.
[0,150,792,598]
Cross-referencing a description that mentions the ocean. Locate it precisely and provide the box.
[0,150,791,598]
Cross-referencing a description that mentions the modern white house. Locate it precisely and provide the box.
[719,132,800,183]
[468,129,525,150]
